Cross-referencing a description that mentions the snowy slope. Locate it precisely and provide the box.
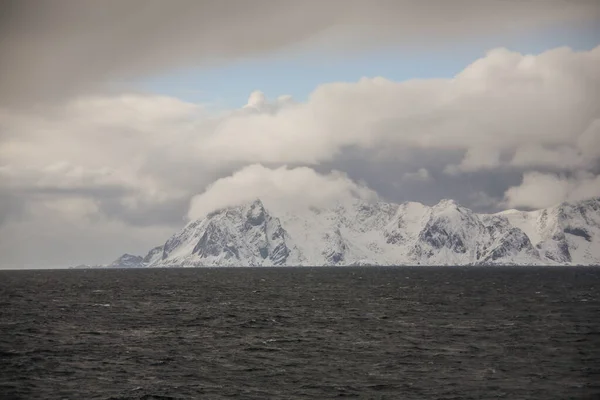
[499,197,600,265]
[107,254,144,268]
[109,197,600,267]
[156,200,302,267]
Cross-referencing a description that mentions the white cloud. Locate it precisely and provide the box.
[0,93,207,194]
[187,164,377,220]
[194,46,600,171]
[508,118,600,170]
[503,171,600,209]
[244,91,268,110]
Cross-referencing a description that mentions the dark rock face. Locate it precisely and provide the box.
[481,228,537,262]
[543,232,572,263]
[142,246,163,263]
[162,236,184,260]
[419,219,467,254]
[564,227,592,242]
[259,246,269,259]
[270,242,291,265]
[322,229,347,264]
[555,239,572,263]
[193,223,220,257]
[385,231,403,245]
[385,214,407,245]
[328,252,344,263]
[245,200,266,228]
[385,232,400,244]
[192,222,239,260]
[271,224,285,240]
[484,216,512,238]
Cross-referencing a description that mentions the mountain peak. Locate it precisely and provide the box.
[109,253,143,268]
[245,199,267,226]
[566,196,600,208]
[114,196,600,267]
[435,198,459,208]
[249,198,264,207]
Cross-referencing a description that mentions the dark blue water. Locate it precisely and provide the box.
[1,266,599,399]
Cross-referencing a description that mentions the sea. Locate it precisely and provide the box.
[1,266,599,400]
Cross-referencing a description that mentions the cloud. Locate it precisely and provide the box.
[188,164,377,220]
[444,147,503,174]
[0,93,205,167]
[196,46,600,171]
[2,45,599,216]
[0,94,211,230]
[1,0,599,108]
[403,168,432,182]
[0,196,173,268]
[577,118,600,159]
[507,118,600,171]
[503,171,600,209]
[469,191,501,210]
[1,44,600,267]
[509,145,586,170]
[244,91,269,110]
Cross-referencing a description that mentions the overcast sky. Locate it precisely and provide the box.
[1,0,599,268]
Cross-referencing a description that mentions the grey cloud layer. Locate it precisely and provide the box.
[1,0,599,108]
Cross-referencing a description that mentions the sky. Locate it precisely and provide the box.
[138,19,600,108]
[0,0,599,268]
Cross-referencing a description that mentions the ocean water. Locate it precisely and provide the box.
[0,266,599,400]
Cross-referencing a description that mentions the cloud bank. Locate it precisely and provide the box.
[1,44,599,266]
[188,165,377,220]
[504,171,600,209]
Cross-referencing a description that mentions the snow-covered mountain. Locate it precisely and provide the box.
[106,197,600,267]
[107,254,145,268]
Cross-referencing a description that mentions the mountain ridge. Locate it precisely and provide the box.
[99,196,600,268]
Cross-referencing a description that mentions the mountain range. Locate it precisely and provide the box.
[94,196,600,268]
